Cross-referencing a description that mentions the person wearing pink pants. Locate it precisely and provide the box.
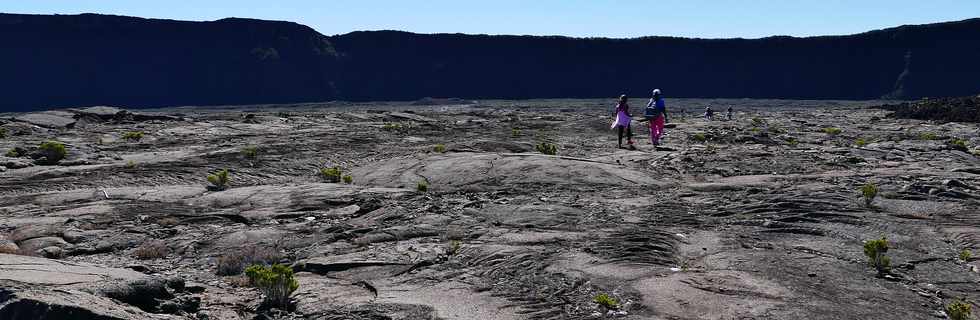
[643,89,669,146]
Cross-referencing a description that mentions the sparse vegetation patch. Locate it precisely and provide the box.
[121,131,144,142]
[593,293,619,310]
[245,264,299,310]
[946,298,973,320]
[864,237,890,275]
[536,142,558,155]
[242,146,259,160]
[861,182,878,207]
[319,167,342,183]
[822,127,842,135]
[207,169,230,190]
[35,141,67,165]
[216,246,282,276]
[133,240,169,260]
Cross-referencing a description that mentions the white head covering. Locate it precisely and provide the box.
[652,89,661,96]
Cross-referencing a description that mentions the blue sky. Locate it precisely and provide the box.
[4,0,980,38]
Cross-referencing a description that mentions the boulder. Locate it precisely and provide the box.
[17,236,70,253]
[0,254,181,319]
[10,224,63,242]
[13,111,77,129]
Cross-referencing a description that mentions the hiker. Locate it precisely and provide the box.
[644,89,669,145]
[610,94,634,148]
[704,106,714,121]
[726,106,734,120]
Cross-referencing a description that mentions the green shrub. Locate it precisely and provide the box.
[822,127,842,135]
[433,144,446,153]
[536,142,558,155]
[960,249,973,262]
[919,132,939,140]
[126,160,138,169]
[948,139,969,152]
[5,148,23,158]
[593,293,619,310]
[382,123,403,131]
[36,141,67,165]
[855,138,868,147]
[121,131,144,142]
[417,181,429,192]
[342,175,353,184]
[786,137,799,146]
[864,237,890,275]
[242,146,259,160]
[207,169,230,191]
[751,117,765,127]
[692,133,707,142]
[0,127,7,139]
[448,240,462,255]
[946,299,973,320]
[512,128,522,137]
[245,264,299,309]
[319,167,342,183]
[861,182,878,207]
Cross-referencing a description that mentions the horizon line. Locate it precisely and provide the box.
[3,11,980,41]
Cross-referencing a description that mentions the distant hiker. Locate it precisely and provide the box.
[704,106,715,121]
[644,89,669,145]
[610,94,634,148]
[727,106,734,120]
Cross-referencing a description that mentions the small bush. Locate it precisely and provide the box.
[822,127,842,135]
[319,167,342,183]
[216,246,282,276]
[382,123,403,131]
[245,264,299,310]
[126,160,138,169]
[417,181,429,193]
[855,138,868,147]
[751,117,765,127]
[961,249,973,262]
[0,127,7,139]
[121,131,144,142]
[133,240,169,260]
[946,299,973,320]
[242,146,259,160]
[448,240,462,255]
[692,133,707,142]
[536,142,558,155]
[433,144,446,153]
[512,128,522,137]
[786,137,799,146]
[342,175,353,184]
[593,293,619,310]
[919,132,939,140]
[207,169,230,191]
[36,141,67,165]
[156,217,181,227]
[864,237,890,275]
[861,182,878,207]
[948,139,969,152]
[5,148,23,158]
